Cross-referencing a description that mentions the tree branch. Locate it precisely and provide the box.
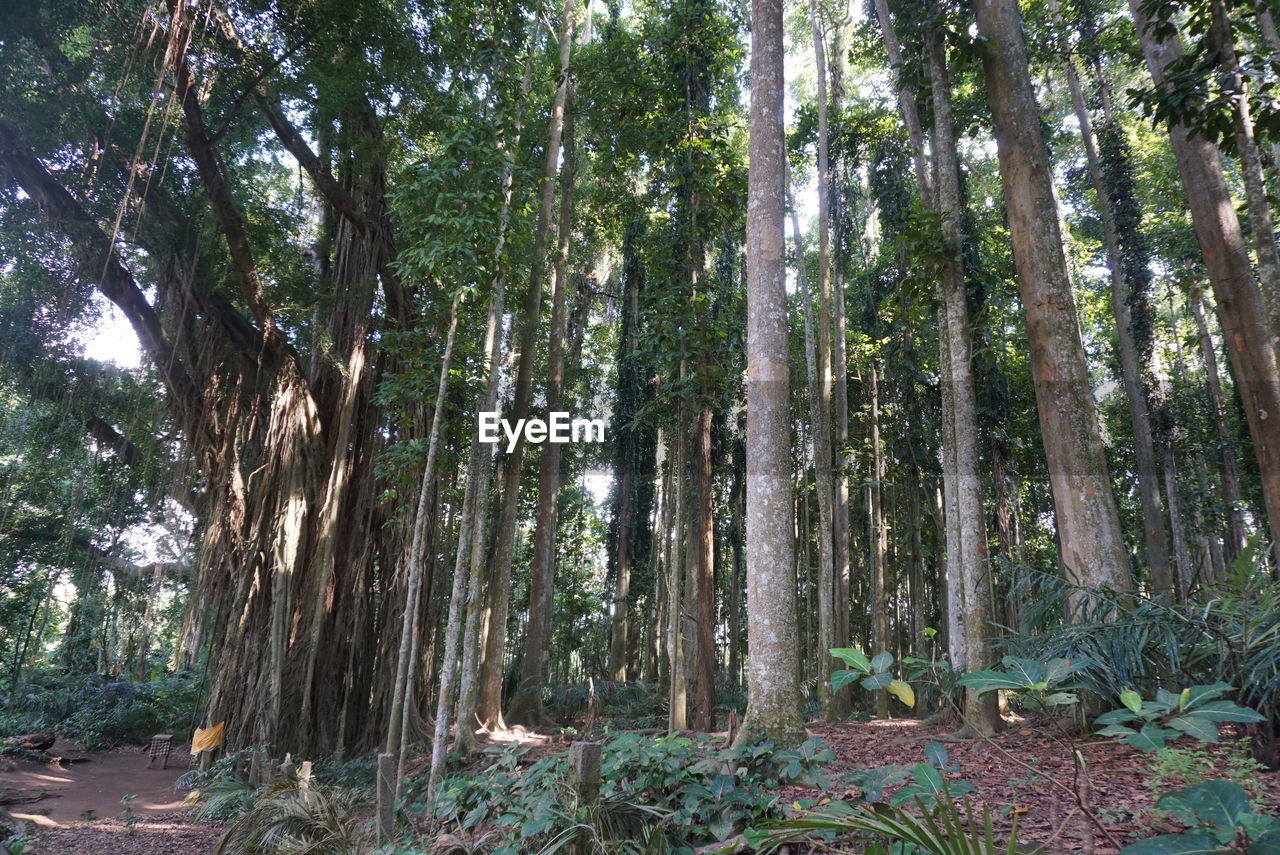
[0,119,200,428]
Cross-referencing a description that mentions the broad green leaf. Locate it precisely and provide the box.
[1158,780,1252,829]
[870,651,894,674]
[1167,714,1220,744]
[1095,708,1139,726]
[861,672,893,691]
[1180,683,1233,712]
[956,670,1026,695]
[923,740,948,769]
[1042,658,1078,687]
[1116,830,1224,855]
[911,762,944,793]
[831,669,862,691]
[1190,701,1266,723]
[831,648,871,673]
[886,680,915,708]
[1121,689,1143,714]
[1126,723,1172,751]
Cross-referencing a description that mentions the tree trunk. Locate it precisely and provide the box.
[1209,0,1280,352]
[927,25,999,735]
[478,0,576,730]
[1060,45,1172,598]
[1190,294,1249,560]
[739,0,805,747]
[974,0,1132,594]
[807,0,842,722]
[386,293,459,787]
[1128,0,1280,548]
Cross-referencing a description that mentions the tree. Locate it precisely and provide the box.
[738,0,805,749]
[1127,0,1280,550]
[973,0,1133,595]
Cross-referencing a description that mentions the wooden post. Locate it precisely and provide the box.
[377,752,395,844]
[568,742,602,804]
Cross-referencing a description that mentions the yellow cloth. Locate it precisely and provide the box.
[191,722,225,753]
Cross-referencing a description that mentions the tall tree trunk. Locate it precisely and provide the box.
[1209,0,1280,350]
[505,67,579,729]
[1190,294,1249,559]
[807,0,841,722]
[386,293,459,788]
[473,32,542,732]
[475,0,575,731]
[739,0,805,747]
[926,25,1000,735]
[974,0,1133,594]
[1059,45,1172,598]
[667,416,688,732]
[828,1,853,701]
[1128,0,1280,548]
[868,363,890,719]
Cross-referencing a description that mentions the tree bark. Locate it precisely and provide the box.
[1128,0,1280,548]
[974,0,1133,594]
[1059,45,1172,599]
[926,25,1000,735]
[739,0,805,747]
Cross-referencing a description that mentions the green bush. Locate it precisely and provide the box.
[0,668,200,748]
[420,730,836,853]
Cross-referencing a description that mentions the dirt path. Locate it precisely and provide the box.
[1,740,221,854]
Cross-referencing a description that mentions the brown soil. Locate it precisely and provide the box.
[1,740,221,854]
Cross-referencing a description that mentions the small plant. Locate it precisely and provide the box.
[1145,743,1268,803]
[214,776,373,855]
[120,793,139,836]
[1094,683,1265,751]
[829,648,915,708]
[1117,779,1280,854]
[744,786,1019,855]
[956,655,1082,710]
[890,742,974,810]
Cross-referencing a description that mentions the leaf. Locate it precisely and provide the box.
[923,741,948,769]
[886,680,915,708]
[1157,780,1252,829]
[1116,830,1225,855]
[911,762,944,793]
[955,670,1026,695]
[1189,701,1266,723]
[1095,708,1139,726]
[861,672,893,691]
[1180,683,1232,711]
[1121,689,1144,714]
[830,648,871,673]
[1126,724,1173,751]
[1167,714,1220,744]
[832,669,862,691]
[1042,692,1079,706]
[870,651,894,673]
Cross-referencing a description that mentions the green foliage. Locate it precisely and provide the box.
[1117,780,1280,855]
[830,648,916,708]
[0,668,200,748]
[955,655,1082,709]
[1093,684,1264,751]
[214,775,373,855]
[423,731,837,852]
[1144,744,1268,803]
[890,742,974,810]
[744,786,1018,855]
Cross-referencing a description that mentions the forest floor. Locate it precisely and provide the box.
[789,718,1280,853]
[0,739,221,854]
[2,719,1275,854]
